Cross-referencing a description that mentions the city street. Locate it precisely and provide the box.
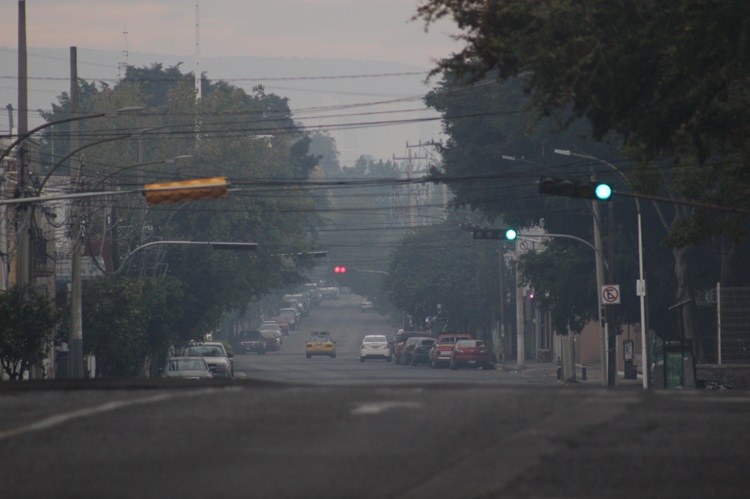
[0,294,748,498]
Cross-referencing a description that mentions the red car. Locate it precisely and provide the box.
[449,339,493,370]
[429,332,474,368]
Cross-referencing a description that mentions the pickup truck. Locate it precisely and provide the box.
[318,284,339,299]
[429,332,474,368]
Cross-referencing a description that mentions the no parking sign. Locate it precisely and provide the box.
[601,284,621,305]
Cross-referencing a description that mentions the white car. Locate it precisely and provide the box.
[260,322,283,345]
[178,342,234,379]
[359,334,391,362]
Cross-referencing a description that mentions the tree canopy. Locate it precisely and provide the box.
[40,63,323,373]
[416,0,750,352]
[0,286,61,379]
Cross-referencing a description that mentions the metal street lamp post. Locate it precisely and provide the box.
[555,149,648,389]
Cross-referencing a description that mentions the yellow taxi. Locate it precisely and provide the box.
[305,332,336,358]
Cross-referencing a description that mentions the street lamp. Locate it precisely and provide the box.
[37,127,158,194]
[0,107,144,168]
[555,148,648,389]
[89,155,193,191]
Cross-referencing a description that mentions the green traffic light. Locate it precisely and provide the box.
[505,229,517,241]
[595,183,613,200]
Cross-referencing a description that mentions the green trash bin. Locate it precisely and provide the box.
[653,339,694,389]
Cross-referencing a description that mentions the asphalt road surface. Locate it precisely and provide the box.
[1,293,749,498]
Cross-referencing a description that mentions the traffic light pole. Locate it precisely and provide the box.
[592,200,610,387]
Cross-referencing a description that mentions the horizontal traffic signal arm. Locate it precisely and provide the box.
[538,175,612,201]
[143,177,228,206]
[460,223,517,240]
[472,228,517,240]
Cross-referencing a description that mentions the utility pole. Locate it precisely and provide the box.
[15,0,30,289]
[69,46,84,379]
[607,201,618,386]
[592,199,608,387]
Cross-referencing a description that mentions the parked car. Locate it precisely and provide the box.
[304,283,322,305]
[161,356,213,380]
[318,281,339,299]
[261,330,281,352]
[260,322,283,344]
[400,337,435,366]
[429,332,474,368]
[239,330,266,354]
[390,330,430,364]
[449,339,493,370]
[271,317,290,335]
[306,332,336,358]
[178,342,234,379]
[359,334,391,362]
[361,299,375,313]
[278,307,299,330]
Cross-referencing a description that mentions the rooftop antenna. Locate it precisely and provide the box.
[118,25,129,80]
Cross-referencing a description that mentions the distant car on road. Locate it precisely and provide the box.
[161,357,213,380]
[306,332,336,358]
[239,330,266,354]
[278,307,300,330]
[400,337,435,366]
[260,322,283,345]
[359,334,391,362]
[450,339,493,370]
[430,332,474,368]
[361,299,375,312]
[390,330,430,364]
[261,330,281,352]
[178,342,234,379]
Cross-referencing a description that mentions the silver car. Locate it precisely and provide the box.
[179,342,234,379]
[162,357,213,380]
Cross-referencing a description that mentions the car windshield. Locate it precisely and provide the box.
[364,336,387,343]
[457,340,483,348]
[186,346,224,357]
[170,359,205,371]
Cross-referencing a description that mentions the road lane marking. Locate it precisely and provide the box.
[350,401,422,415]
[0,387,241,441]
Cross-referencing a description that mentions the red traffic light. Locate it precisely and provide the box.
[334,266,347,273]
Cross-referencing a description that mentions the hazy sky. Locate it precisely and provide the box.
[0,0,461,67]
[0,1,464,162]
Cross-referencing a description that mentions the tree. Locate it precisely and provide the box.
[384,215,502,337]
[40,64,324,373]
[319,155,406,316]
[82,277,185,378]
[416,0,750,358]
[0,286,61,380]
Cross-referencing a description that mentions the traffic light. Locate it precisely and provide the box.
[143,176,228,206]
[334,265,347,274]
[472,228,517,241]
[538,175,612,200]
[594,183,613,201]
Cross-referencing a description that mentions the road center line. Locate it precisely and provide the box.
[350,401,422,415]
[0,387,241,441]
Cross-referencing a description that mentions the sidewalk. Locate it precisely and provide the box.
[497,359,644,387]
